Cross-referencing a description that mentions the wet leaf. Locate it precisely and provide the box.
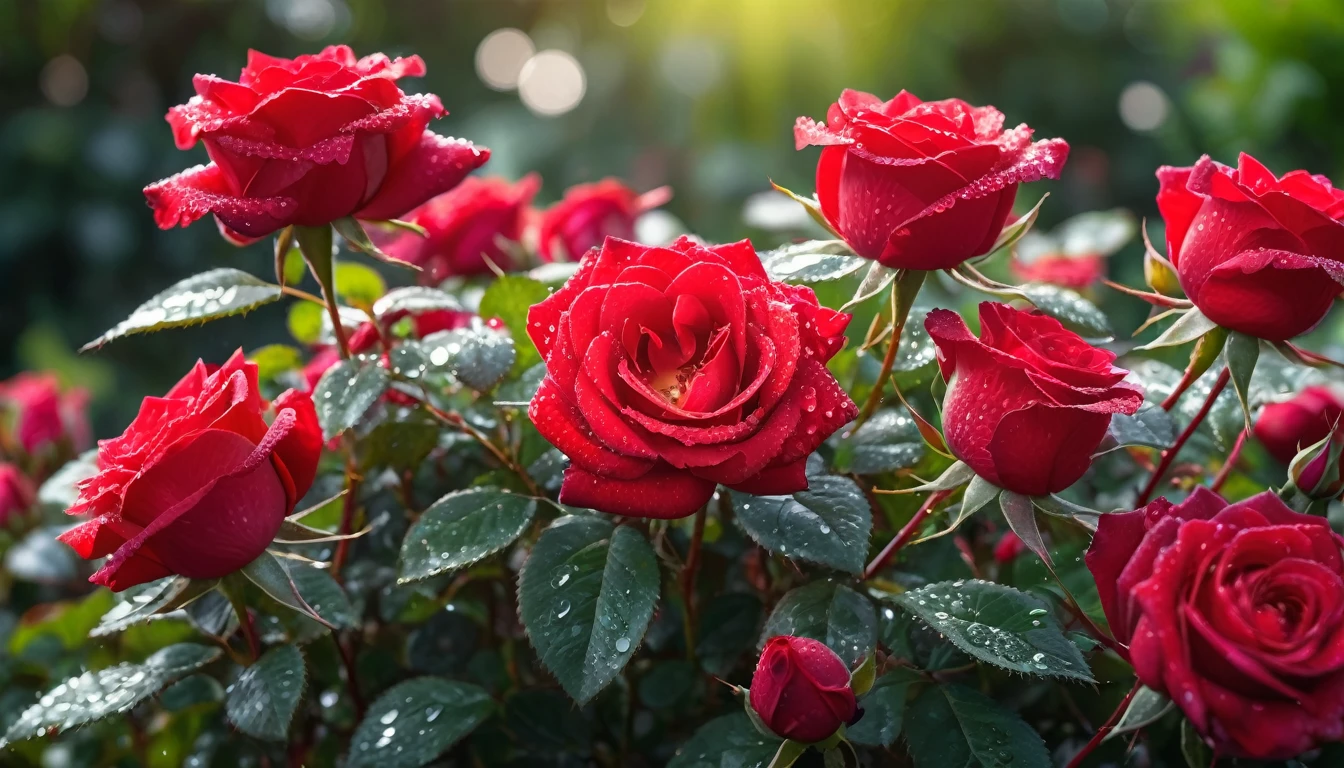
[83,269,283,350]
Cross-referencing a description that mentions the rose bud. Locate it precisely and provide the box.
[144,46,489,243]
[536,179,672,262]
[527,236,856,519]
[1156,153,1344,340]
[1254,385,1344,465]
[926,303,1143,496]
[993,531,1026,564]
[0,372,90,456]
[58,351,322,591]
[1086,488,1344,759]
[794,89,1068,270]
[1287,424,1344,500]
[750,636,858,743]
[383,175,540,281]
[0,463,35,528]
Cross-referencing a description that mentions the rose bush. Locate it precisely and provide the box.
[1156,153,1344,340]
[749,636,857,743]
[144,45,489,242]
[57,351,321,591]
[526,235,856,518]
[794,89,1069,269]
[925,302,1143,495]
[536,179,671,262]
[1087,489,1344,759]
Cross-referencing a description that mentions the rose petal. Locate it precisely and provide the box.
[558,464,715,520]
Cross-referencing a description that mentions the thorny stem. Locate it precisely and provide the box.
[1161,362,1202,411]
[1065,680,1142,768]
[331,451,362,581]
[1138,367,1231,505]
[852,270,928,433]
[680,504,708,663]
[863,489,951,580]
[335,634,366,720]
[424,403,541,496]
[1210,429,1248,494]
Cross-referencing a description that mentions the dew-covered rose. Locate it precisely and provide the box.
[794,89,1068,269]
[1156,153,1344,340]
[527,236,855,519]
[1087,489,1344,759]
[537,179,671,262]
[145,46,489,243]
[750,636,857,743]
[1254,385,1344,466]
[926,302,1143,495]
[59,351,321,591]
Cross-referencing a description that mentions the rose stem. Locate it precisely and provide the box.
[279,285,327,307]
[680,503,708,663]
[1137,367,1231,505]
[863,489,951,580]
[330,451,362,580]
[1210,429,1248,494]
[1065,680,1142,768]
[852,270,928,433]
[224,587,261,663]
[423,403,541,496]
[335,634,366,719]
[1160,362,1202,411]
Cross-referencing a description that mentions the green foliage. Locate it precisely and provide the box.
[478,275,550,374]
[905,683,1051,768]
[730,475,872,575]
[760,580,877,666]
[847,667,922,747]
[346,678,493,768]
[668,712,782,768]
[225,645,306,740]
[82,269,284,350]
[398,487,536,583]
[314,355,391,440]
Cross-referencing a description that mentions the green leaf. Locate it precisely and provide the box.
[479,274,551,374]
[517,517,661,704]
[893,580,1093,682]
[760,240,865,283]
[1,643,220,746]
[668,712,783,768]
[915,474,998,544]
[357,416,442,473]
[1103,403,1176,452]
[159,674,225,712]
[334,216,421,271]
[847,667,922,747]
[418,323,517,391]
[1136,308,1218,351]
[225,645,305,741]
[1108,686,1173,740]
[905,683,1051,768]
[334,262,387,307]
[346,678,494,768]
[760,580,876,667]
[1181,718,1213,768]
[768,740,808,768]
[731,475,872,575]
[372,286,464,318]
[288,301,324,345]
[283,560,356,629]
[696,593,764,677]
[842,261,899,311]
[83,268,283,350]
[399,488,537,583]
[238,552,337,630]
[1225,331,1260,430]
[91,577,213,637]
[839,407,925,474]
[314,355,390,440]
[900,460,976,494]
[249,344,303,381]
[999,490,1053,568]
[1012,283,1111,339]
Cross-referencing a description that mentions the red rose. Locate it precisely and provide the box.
[1010,252,1105,290]
[0,372,90,455]
[794,89,1068,269]
[1254,385,1344,465]
[384,174,539,281]
[1156,153,1344,340]
[58,351,322,591]
[925,303,1143,495]
[536,179,672,262]
[994,531,1026,564]
[750,636,857,743]
[1086,488,1344,759]
[0,463,34,528]
[527,236,856,519]
[144,46,489,243]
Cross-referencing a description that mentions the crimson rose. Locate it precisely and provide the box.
[750,636,857,743]
[527,236,855,519]
[0,372,89,456]
[1156,153,1344,340]
[794,89,1068,269]
[59,351,321,591]
[1087,488,1344,759]
[0,463,33,528]
[145,46,488,243]
[537,179,671,262]
[1254,385,1344,465]
[926,302,1143,495]
[384,175,539,281]
[1011,252,1104,289]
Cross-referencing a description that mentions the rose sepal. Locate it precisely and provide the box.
[334,217,422,272]
[1140,220,1184,298]
[1283,428,1344,505]
[770,179,842,239]
[969,193,1049,266]
[849,653,876,697]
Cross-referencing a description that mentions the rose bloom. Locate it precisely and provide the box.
[750,636,857,743]
[527,236,856,518]
[794,89,1069,270]
[1010,252,1105,290]
[1087,488,1344,759]
[145,46,489,243]
[59,351,321,591]
[1156,153,1344,340]
[1254,385,1344,465]
[0,372,90,455]
[536,179,672,262]
[0,463,34,528]
[383,175,539,281]
[926,303,1143,495]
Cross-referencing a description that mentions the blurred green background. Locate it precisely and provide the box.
[2,0,1342,435]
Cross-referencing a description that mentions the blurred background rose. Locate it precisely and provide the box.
[3,0,1343,437]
